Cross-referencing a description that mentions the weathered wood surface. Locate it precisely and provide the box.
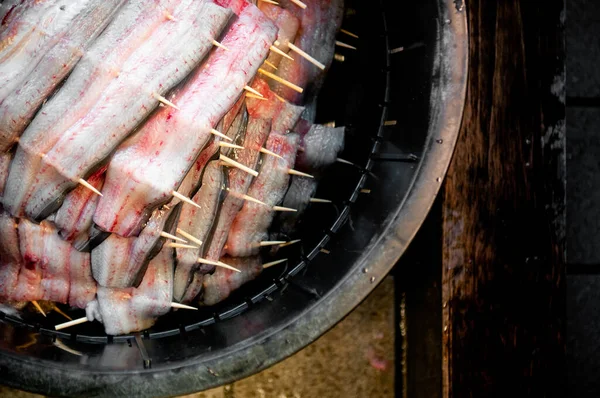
[441,0,566,396]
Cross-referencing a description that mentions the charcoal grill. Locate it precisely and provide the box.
[0,0,467,396]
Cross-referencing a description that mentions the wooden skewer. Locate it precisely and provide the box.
[320,248,331,254]
[212,40,229,51]
[334,53,345,62]
[264,60,278,70]
[258,69,303,93]
[335,40,357,50]
[360,188,371,194]
[279,239,301,248]
[164,12,177,21]
[31,301,46,317]
[324,121,336,127]
[160,231,188,244]
[153,92,180,110]
[226,188,267,206]
[260,147,283,159]
[197,257,241,273]
[51,304,72,321]
[288,169,314,178]
[176,228,203,246]
[171,302,198,310]
[259,0,280,4]
[263,258,288,269]
[55,302,200,330]
[269,46,294,61]
[309,198,332,203]
[259,241,286,247]
[287,42,325,70]
[336,158,355,165]
[220,154,259,177]
[272,206,297,212]
[166,242,200,250]
[340,29,359,39]
[78,178,102,196]
[244,85,263,97]
[289,0,307,9]
[246,93,267,100]
[273,92,287,102]
[219,142,244,150]
[55,317,88,331]
[384,120,397,126]
[172,190,201,209]
[211,128,233,141]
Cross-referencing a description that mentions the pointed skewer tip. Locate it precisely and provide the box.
[172,190,201,209]
[78,178,103,196]
[160,231,188,244]
[263,258,288,269]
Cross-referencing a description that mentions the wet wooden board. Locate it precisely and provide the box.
[440,0,566,396]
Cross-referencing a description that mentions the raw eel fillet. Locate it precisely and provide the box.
[296,124,345,170]
[272,0,344,104]
[4,0,233,221]
[0,0,125,151]
[203,117,271,263]
[0,151,10,196]
[258,3,299,68]
[247,78,304,133]
[54,167,105,245]
[0,0,93,102]
[0,210,20,299]
[226,133,300,257]
[91,150,206,289]
[95,3,277,237]
[92,203,180,288]
[86,246,174,335]
[174,161,226,302]
[201,256,262,306]
[272,176,318,239]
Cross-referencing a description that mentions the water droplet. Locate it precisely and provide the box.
[362,268,369,273]
[369,276,375,283]
[525,162,530,167]
[436,139,443,144]
[445,19,451,24]
[443,301,448,308]
[443,325,448,332]
[525,139,531,145]
[436,177,442,182]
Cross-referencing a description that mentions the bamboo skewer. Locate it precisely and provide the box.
[259,0,280,4]
[244,85,263,97]
[258,69,303,93]
[259,241,286,247]
[77,178,103,196]
[164,12,177,21]
[263,258,288,269]
[210,128,233,141]
[153,92,180,110]
[219,142,244,150]
[289,0,307,9]
[212,40,229,51]
[160,231,187,244]
[31,301,46,317]
[288,169,314,178]
[246,92,267,100]
[287,42,325,70]
[336,158,355,165]
[260,147,283,159]
[197,258,241,272]
[340,29,359,39]
[176,228,203,246]
[55,317,88,330]
[172,190,201,209]
[309,198,332,203]
[335,40,357,50]
[273,92,287,102]
[279,239,301,248]
[55,302,199,330]
[269,46,294,61]
[264,60,278,70]
[50,304,72,320]
[170,302,198,310]
[220,154,259,177]
[166,242,200,250]
[226,188,267,206]
[272,206,297,212]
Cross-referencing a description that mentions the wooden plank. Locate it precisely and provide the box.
[441,0,566,396]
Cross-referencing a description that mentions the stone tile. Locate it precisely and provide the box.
[566,107,600,263]
[567,0,600,97]
[567,275,600,397]
[229,277,395,398]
